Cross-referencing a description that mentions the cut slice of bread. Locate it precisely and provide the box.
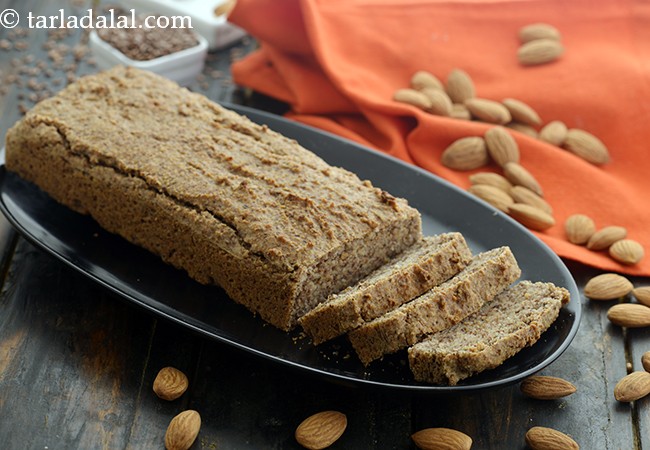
[348,246,521,365]
[299,233,472,344]
[408,281,570,385]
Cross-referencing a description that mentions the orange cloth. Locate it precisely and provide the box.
[230,0,650,276]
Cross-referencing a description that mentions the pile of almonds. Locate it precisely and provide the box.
[584,273,650,403]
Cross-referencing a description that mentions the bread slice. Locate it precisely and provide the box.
[4,67,422,331]
[299,233,472,344]
[348,246,521,365]
[408,281,570,385]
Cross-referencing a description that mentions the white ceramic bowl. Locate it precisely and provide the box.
[89,30,208,86]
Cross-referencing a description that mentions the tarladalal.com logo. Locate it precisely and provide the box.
[0,8,193,29]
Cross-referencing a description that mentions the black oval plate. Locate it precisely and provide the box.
[0,104,580,392]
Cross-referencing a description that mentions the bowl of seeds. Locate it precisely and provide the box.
[89,12,207,86]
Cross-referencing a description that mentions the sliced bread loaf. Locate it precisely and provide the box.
[348,246,521,365]
[299,233,472,344]
[408,281,570,385]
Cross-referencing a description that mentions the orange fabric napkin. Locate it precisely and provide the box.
[229,0,650,276]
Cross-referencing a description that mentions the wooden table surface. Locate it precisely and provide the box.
[1,1,649,449]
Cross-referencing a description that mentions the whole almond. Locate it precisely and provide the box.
[525,426,579,450]
[508,204,555,231]
[539,120,568,146]
[412,427,472,450]
[446,69,475,104]
[564,214,595,244]
[519,23,562,43]
[165,410,201,450]
[584,273,633,300]
[295,411,347,450]
[518,39,564,66]
[587,226,627,250]
[507,122,538,139]
[632,286,650,307]
[214,0,236,17]
[465,98,512,124]
[520,375,576,399]
[468,184,514,213]
[411,71,444,91]
[153,367,189,401]
[609,239,645,265]
[563,129,610,165]
[441,137,488,170]
[503,162,543,196]
[469,172,513,192]
[451,103,472,120]
[422,88,453,116]
[614,371,650,402]
[511,186,553,215]
[393,88,432,110]
[502,98,542,126]
[485,126,520,167]
[642,351,650,372]
[607,304,650,328]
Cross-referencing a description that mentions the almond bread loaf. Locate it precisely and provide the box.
[348,247,521,365]
[300,233,472,344]
[5,66,422,331]
[408,281,570,385]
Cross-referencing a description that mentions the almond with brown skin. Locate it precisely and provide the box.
[393,88,432,110]
[632,287,650,307]
[518,39,564,66]
[446,69,475,104]
[525,426,579,450]
[441,137,488,170]
[564,214,595,245]
[214,0,237,17]
[642,351,650,372]
[520,376,576,399]
[502,98,542,126]
[519,23,562,43]
[451,103,472,120]
[468,184,514,213]
[411,70,444,91]
[165,410,201,450]
[507,122,538,138]
[614,371,650,402]
[584,273,633,300]
[508,204,555,231]
[154,367,189,401]
[503,162,543,196]
[485,126,520,167]
[563,129,610,165]
[465,98,512,124]
[295,411,347,450]
[587,226,627,250]
[469,172,513,192]
[510,186,553,215]
[539,120,568,146]
[609,239,645,265]
[412,427,472,450]
[607,304,650,328]
[422,88,453,116]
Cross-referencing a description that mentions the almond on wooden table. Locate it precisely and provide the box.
[564,214,595,245]
[153,366,189,401]
[520,375,576,399]
[519,23,562,43]
[502,98,542,126]
[503,162,543,196]
[441,137,488,170]
[508,203,555,231]
[525,426,579,450]
[539,120,568,146]
[295,411,347,450]
[614,371,650,402]
[510,185,553,215]
[633,287,650,307]
[411,70,444,91]
[587,226,627,250]
[165,410,201,450]
[563,129,610,165]
[469,172,513,192]
[411,427,472,450]
[609,239,645,265]
[465,98,512,124]
[584,273,633,300]
[607,304,650,328]
[484,126,520,167]
[468,184,514,213]
[446,69,475,104]
[517,39,564,66]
